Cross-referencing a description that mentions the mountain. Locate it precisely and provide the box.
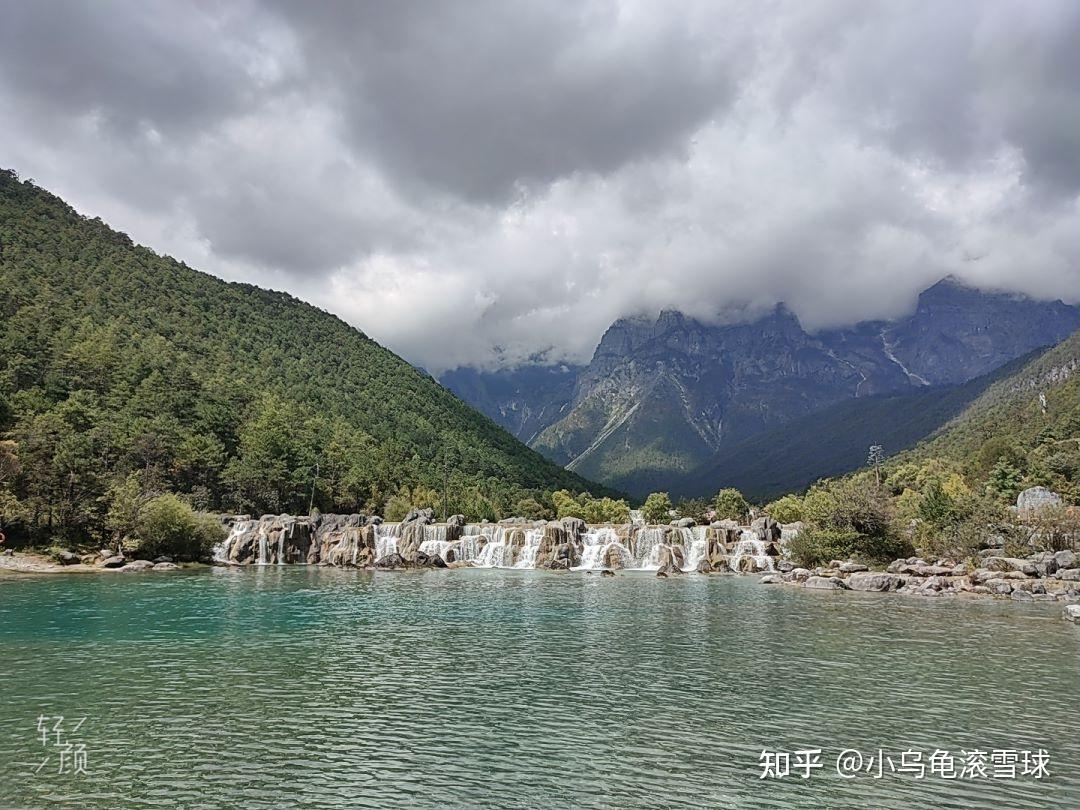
[675,351,1041,503]
[443,278,1080,497]
[0,169,610,543]
[438,362,581,445]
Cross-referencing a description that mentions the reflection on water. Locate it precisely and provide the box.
[1,567,1078,809]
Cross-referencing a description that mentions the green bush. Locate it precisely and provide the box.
[136,494,224,561]
[788,526,911,568]
[765,494,803,524]
[713,488,750,522]
[641,492,673,523]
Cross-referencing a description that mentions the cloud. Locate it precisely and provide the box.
[0,0,1076,372]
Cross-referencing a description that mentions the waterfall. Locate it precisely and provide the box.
[473,527,512,568]
[257,528,268,565]
[633,527,667,569]
[729,529,774,572]
[374,523,400,562]
[513,528,544,569]
[214,520,250,563]
[575,527,632,570]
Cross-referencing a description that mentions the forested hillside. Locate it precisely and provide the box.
[894,328,1080,500]
[0,170,609,545]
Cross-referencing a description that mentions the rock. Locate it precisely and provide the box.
[985,579,1014,595]
[547,558,572,570]
[776,560,794,573]
[791,567,811,582]
[600,569,615,577]
[1016,486,1062,512]
[712,519,740,530]
[759,574,782,584]
[656,571,668,578]
[120,560,154,572]
[57,551,80,566]
[751,516,781,543]
[838,561,868,574]
[655,545,684,576]
[1054,550,1077,570]
[99,555,126,568]
[1035,558,1058,577]
[153,555,173,564]
[1010,589,1035,602]
[402,507,435,525]
[695,559,714,574]
[1057,568,1080,581]
[374,552,406,569]
[985,557,1037,576]
[446,514,466,528]
[560,517,586,538]
[674,517,696,528]
[846,572,903,592]
[805,575,848,590]
[153,562,179,571]
[1064,605,1080,623]
[951,562,971,577]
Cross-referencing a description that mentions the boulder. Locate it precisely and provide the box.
[805,575,848,590]
[655,545,683,576]
[791,567,811,582]
[1064,605,1080,623]
[99,555,126,568]
[1056,568,1080,581]
[674,517,696,528]
[153,555,173,564]
[1010,589,1035,602]
[846,572,903,592]
[153,562,179,571]
[560,517,586,540]
[776,560,795,573]
[695,559,714,574]
[446,514,466,528]
[120,560,154,572]
[57,551,80,566]
[656,571,669,578]
[1016,486,1062,512]
[751,516,781,543]
[985,579,1015,595]
[374,552,406,569]
[985,557,1037,576]
[600,569,615,577]
[759,574,782,584]
[838,561,868,574]
[1054,550,1077,570]
[402,507,435,525]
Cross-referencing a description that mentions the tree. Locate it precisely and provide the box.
[713,488,750,523]
[765,494,803,524]
[641,492,673,523]
[136,494,224,561]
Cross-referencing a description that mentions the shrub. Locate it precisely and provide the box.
[788,526,912,568]
[641,492,673,523]
[513,497,552,520]
[765,494,803,524]
[136,494,225,561]
[713,488,750,523]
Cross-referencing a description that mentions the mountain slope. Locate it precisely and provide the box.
[894,328,1080,497]
[677,351,1041,502]
[0,169,610,541]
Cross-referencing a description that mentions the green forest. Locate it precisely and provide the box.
[0,170,615,548]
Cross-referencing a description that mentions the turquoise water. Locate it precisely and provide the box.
[1,567,1078,809]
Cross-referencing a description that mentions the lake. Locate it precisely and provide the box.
[1,567,1078,808]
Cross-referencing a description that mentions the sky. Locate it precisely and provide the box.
[1,0,1078,372]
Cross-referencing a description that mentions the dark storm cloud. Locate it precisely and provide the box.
[0,0,1076,370]
[265,1,741,202]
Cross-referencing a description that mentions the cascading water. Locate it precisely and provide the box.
[633,527,667,569]
[374,523,401,562]
[513,528,545,569]
[473,527,512,568]
[257,528,269,566]
[418,525,452,562]
[728,529,774,572]
[678,527,708,572]
[214,520,250,564]
[575,527,633,570]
